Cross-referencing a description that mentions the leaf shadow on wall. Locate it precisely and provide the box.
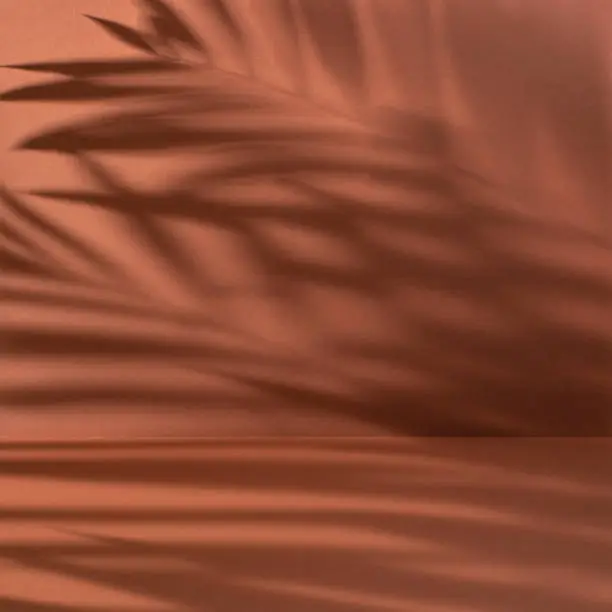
[1,0,611,436]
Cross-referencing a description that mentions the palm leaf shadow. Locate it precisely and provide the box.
[0,79,185,103]
[1,58,186,78]
[141,0,208,57]
[0,186,144,293]
[2,0,611,436]
[83,15,158,55]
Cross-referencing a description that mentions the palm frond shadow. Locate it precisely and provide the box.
[2,0,611,436]
[3,156,610,434]
[0,440,611,611]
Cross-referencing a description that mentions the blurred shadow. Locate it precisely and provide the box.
[0,439,610,611]
[1,0,610,436]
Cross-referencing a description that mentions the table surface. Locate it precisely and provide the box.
[0,437,610,611]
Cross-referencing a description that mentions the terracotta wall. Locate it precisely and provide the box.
[2,1,610,437]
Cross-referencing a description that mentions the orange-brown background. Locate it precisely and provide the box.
[1,3,612,611]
